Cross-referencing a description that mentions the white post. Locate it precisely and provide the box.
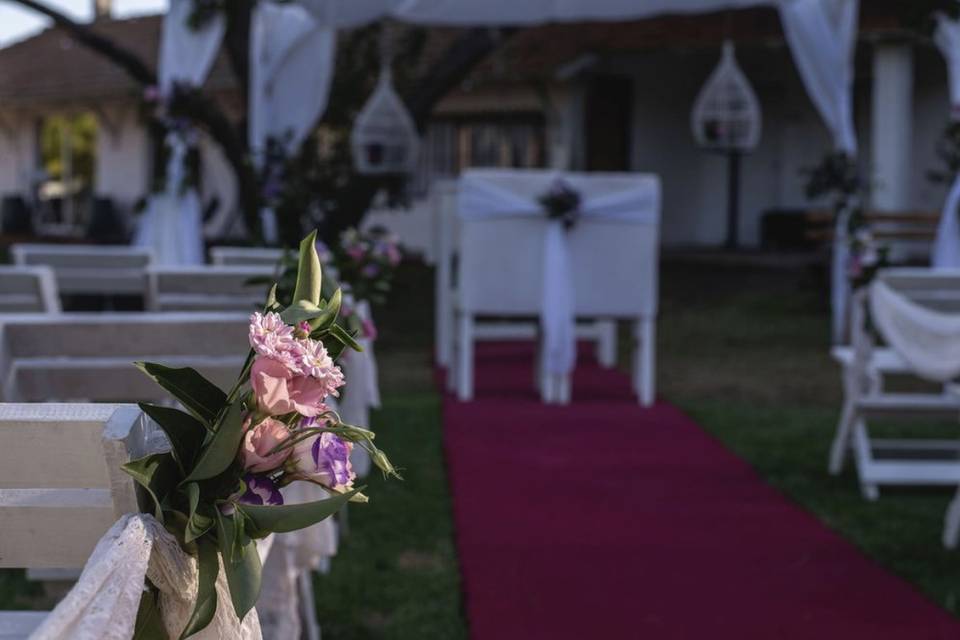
[870,43,914,213]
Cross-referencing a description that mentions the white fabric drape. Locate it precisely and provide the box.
[339,299,382,478]
[29,514,261,640]
[135,0,225,265]
[458,170,659,376]
[250,2,336,242]
[933,15,960,269]
[778,0,859,155]
[869,279,960,382]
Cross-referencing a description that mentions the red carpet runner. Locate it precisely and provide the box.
[442,343,960,639]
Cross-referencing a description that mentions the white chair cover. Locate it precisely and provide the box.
[340,300,382,477]
[458,170,659,376]
[933,14,960,269]
[29,514,261,640]
[134,0,224,265]
[869,279,960,382]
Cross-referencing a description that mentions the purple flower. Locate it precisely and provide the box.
[238,474,284,506]
[362,263,380,278]
[292,431,355,490]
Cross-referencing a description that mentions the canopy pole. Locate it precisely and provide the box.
[725,151,741,249]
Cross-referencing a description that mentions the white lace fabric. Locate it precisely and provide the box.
[870,279,960,382]
[29,514,262,640]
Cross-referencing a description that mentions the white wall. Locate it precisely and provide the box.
[94,103,150,211]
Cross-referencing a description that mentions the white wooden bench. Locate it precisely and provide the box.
[0,266,60,314]
[0,404,155,638]
[830,269,960,500]
[209,246,285,267]
[146,266,274,312]
[0,313,249,403]
[11,244,153,298]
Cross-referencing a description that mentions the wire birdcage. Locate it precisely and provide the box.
[350,27,420,176]
[691,41,762,152]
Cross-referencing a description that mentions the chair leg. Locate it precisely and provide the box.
[457,313,474,401]
[828,399,855,475]
[558,374,571,405]
[636,318,656,407]
[596,320,617,368]
[944,488,960,549]
[852,419,880,501]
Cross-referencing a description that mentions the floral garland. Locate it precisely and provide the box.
[127,232,396,638]
[538,178,582,230]
[142,83,201,197]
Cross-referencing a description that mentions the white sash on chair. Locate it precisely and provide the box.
[458,170,659,376]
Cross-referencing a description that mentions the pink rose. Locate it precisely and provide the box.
[241,417,292,473]
[251,356,331,417]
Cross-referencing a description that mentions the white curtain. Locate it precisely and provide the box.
[250,2,337,242]
[458,170,659,377]
[134,0,225,265]
[933,14,960,269]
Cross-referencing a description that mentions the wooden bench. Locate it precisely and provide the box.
[11,244,153,298]
[0,404,155,638]
[146,266,274,312]
[0,266,60,313]
[0,313,249,402]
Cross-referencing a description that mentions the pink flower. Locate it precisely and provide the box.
[299,339,344,397]
[249,312,297,365]
[250,356,332,417]
[361,317,377,340]
[241,416,292,473]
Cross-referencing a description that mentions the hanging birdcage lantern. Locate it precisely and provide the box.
[690,40,762,249]
[691,41,762,152]
[351,26,419,175]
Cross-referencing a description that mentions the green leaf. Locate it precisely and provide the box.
[179,537,219,640]
[279,299,326,326]
[182,400,246,485]
[122,453,179,522]
[133,587,169,640]
[292,230,322,306]
[135,363,227,426]
[184,483,215,544]
[264,283,278,310]
[311,288,341,331]
[329,323,363,352]
[237,488,359,534]
[216,511,262,621]
[139,403,207,473]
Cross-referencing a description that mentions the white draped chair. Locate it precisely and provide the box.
[434,181,618,377]
[338,299,381,480]
[830,269,960,503]
[452,169,660,405]
[0,266,60,314]
[145,266,275,312]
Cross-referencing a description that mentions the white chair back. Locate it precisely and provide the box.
[147,265,274,311]
[877,268,960,312]
[209,246,285,267]
[0,312,249,402]
[11,244,153,296]
[0,404,149,568]
[0,265,60,313]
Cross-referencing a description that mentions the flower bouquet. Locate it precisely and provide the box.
[125,231,396,638]
[336,227,403,305]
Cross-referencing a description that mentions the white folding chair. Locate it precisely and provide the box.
[146,265,274,311]
[11,244,153,298]
[0,265,60,313]
[829,269,960,501]
[209,246,285,267]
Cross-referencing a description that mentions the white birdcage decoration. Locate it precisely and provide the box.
[691,41,762,152]
[351,64,420,174]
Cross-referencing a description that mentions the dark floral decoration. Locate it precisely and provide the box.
[538,179,582,231]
